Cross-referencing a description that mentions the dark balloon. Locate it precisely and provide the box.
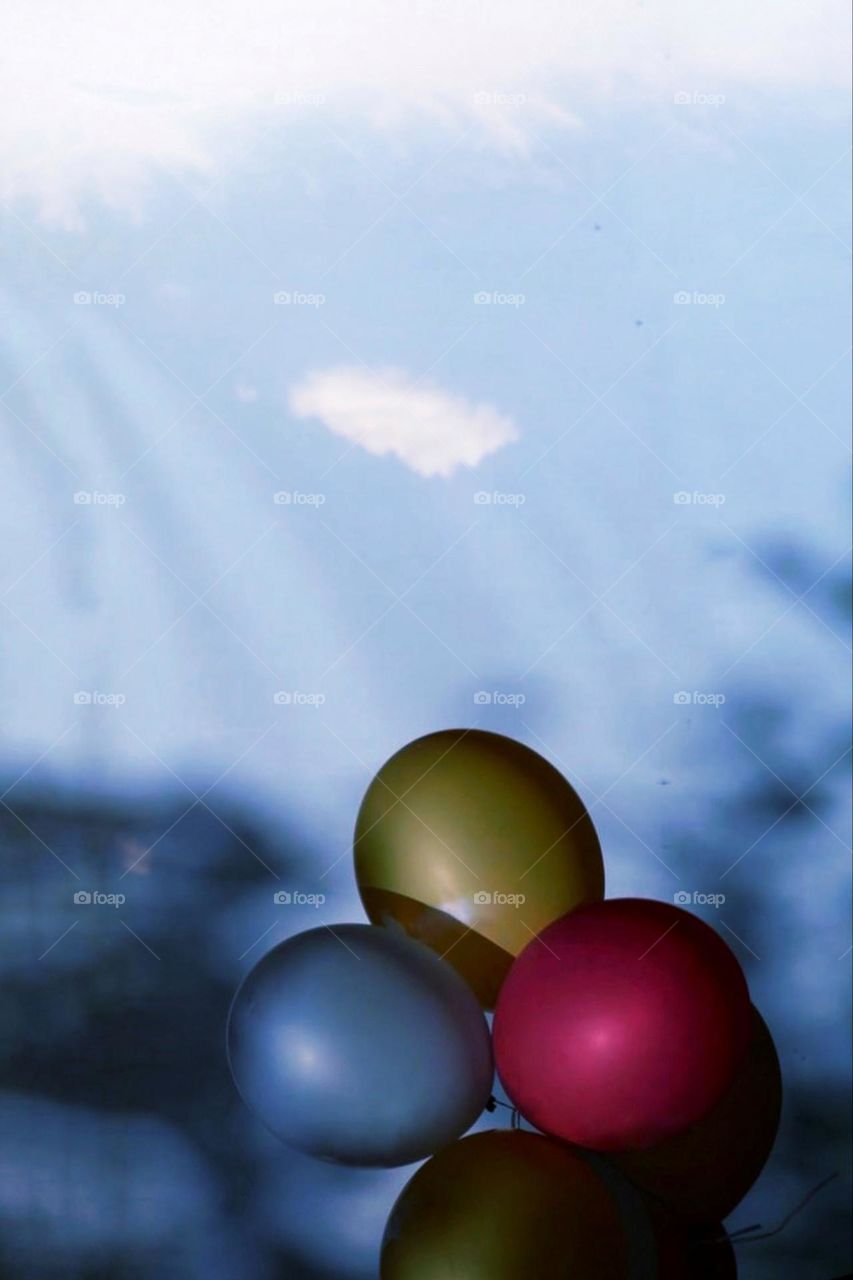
[650,1206,738,1279]
[227,924,493,1167]
[611,1005,781,1222]
[493,899,752,1151]
[381,1130,631,1278]
[355,729,604,1007]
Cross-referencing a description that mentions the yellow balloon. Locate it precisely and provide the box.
[355,729,604,1006]
[381,1130,630,1279]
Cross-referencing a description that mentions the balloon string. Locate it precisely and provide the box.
[485,1101,837,1245]
[486,1096,522,1129]
[714,1173,839,1246]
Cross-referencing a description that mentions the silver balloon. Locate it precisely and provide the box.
[226,923,493,1167]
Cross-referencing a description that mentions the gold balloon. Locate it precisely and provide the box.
[381,1130,630,1279]
[355,729,604,1007]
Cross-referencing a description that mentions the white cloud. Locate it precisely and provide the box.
[1,0,849,225]
[289,366,517,477]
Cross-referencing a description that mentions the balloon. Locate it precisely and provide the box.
[582,1154,737,1278]
[493,899,751,1151]
[227,924,492,1166]
[380,1130,631,1278]
[649,1206,737,1279]
[611,1005,781,1222]
[355,729,604,1007]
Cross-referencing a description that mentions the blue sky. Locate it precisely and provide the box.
[2,86,848,838]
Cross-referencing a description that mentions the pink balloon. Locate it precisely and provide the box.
[493,899,751,1152]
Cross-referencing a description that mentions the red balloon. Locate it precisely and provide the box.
[611,1005,781,1222]
[493,899,751,1151]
